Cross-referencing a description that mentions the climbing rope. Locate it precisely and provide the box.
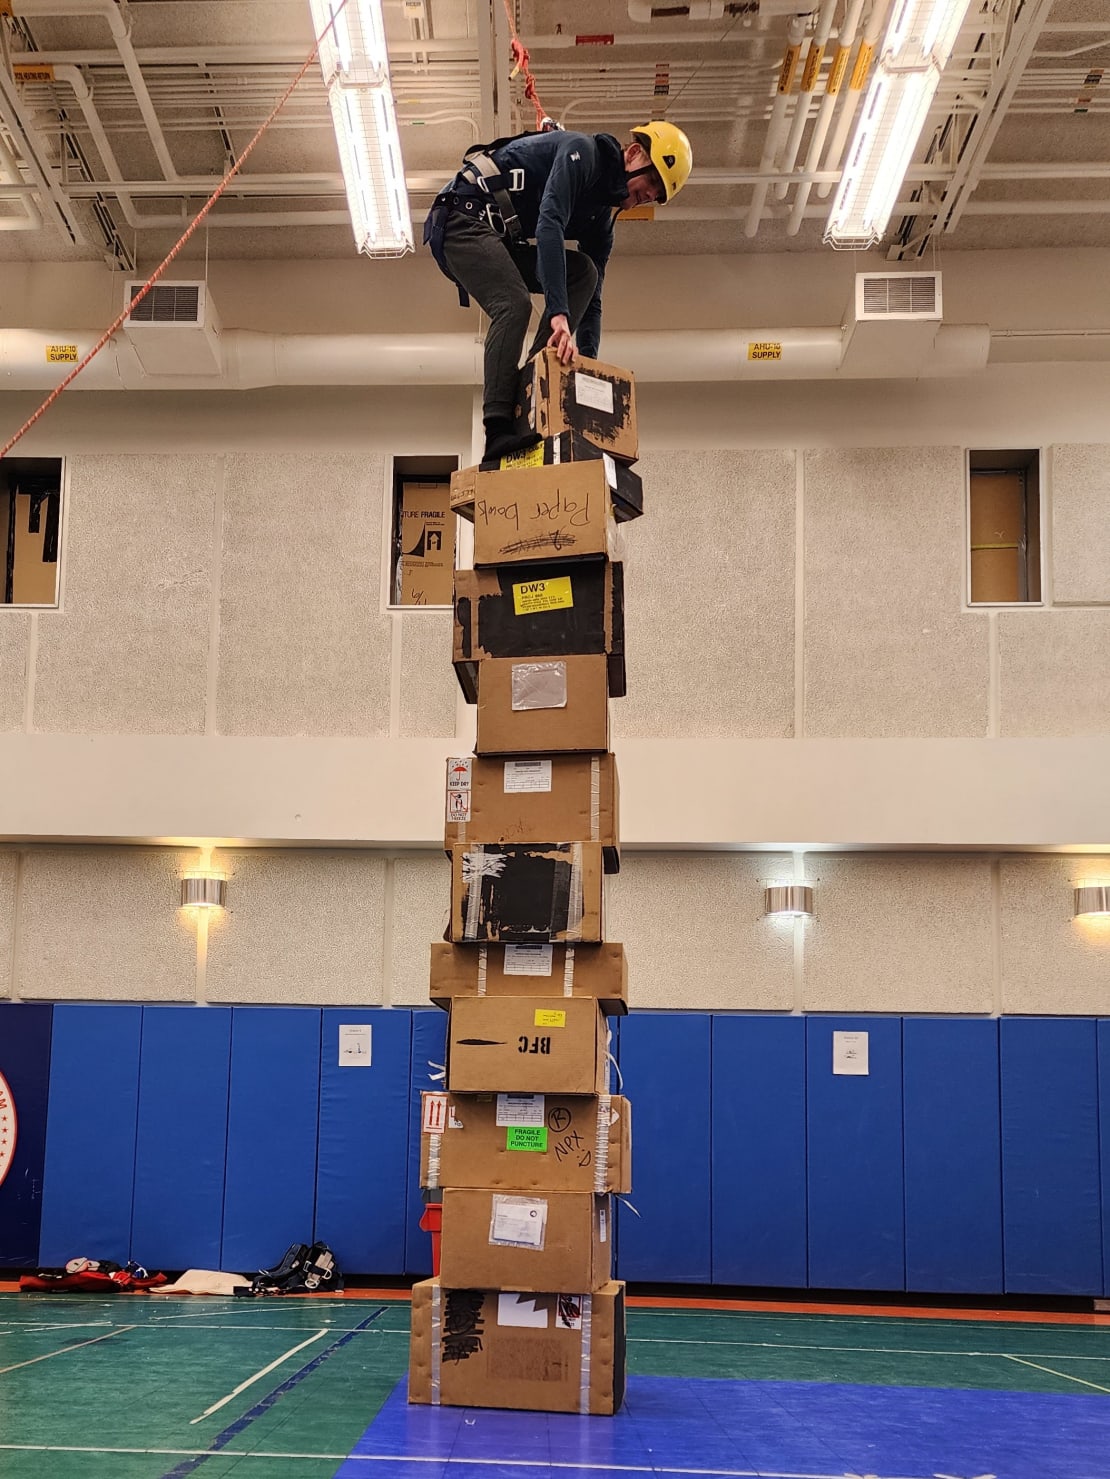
[500,0,557,131]
[0,0,351,461]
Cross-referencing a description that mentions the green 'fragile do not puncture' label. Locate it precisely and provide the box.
[506,1126,548,1153]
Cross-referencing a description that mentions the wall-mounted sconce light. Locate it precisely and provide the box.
[1074,883,1110,919]
[181,871,227,909]
[764,883,814,917]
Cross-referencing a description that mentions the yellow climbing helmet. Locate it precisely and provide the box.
[631,120,693,203]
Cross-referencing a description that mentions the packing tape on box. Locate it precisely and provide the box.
[593,1093,612,1194]
[426,1131,442,1189]
[430,1282,442,1404]
[590,755,600,841]
[578,1292,594,1414]
[562,945,575,997]
[565,842,584,942]
[477,947,488,994]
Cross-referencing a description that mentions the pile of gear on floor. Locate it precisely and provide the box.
[19,1241,341,1297]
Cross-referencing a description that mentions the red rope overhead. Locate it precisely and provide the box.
[0,0,351,461]
[501,0,553,131]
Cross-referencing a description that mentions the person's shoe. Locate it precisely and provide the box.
[482,418,542,463]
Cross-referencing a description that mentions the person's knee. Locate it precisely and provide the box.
[486,279,532,332]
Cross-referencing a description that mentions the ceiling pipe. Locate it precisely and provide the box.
[743,13,812,236]
[814,0,895,200]
[13,0,179,180]
[775,1,837,198]
[0,55,86,242]
[0,130,41,231]
[52,64,143,230]
[0,324,991,391]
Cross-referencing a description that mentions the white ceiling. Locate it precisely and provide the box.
[0,0,1106,271]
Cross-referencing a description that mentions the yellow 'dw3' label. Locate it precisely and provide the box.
[513,576,574,616]
[534,1009,566,1028]
[500,442,545,470]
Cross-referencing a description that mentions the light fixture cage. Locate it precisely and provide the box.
[765,884,814,917]
[181,872,228,909]
[1074,884,1110,919]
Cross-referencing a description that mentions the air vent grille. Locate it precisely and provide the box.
[127,284,201,324]
[862,274,937,316]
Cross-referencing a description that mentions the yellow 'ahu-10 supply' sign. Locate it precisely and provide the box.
[747,341,783,362]
[512,575,574,616]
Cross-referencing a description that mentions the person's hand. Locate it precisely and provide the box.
[546,314,577,365]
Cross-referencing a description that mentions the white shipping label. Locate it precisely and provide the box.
[490,1195,547,1249]
[602,453,617,490]
[503,943,554,977]
[504,759,552,794]
[422,1093,448,1133]
[497,1293,550,1329]
[496,1092,545,1128]
[338,1025,371,1066]
[574,371,614,415]
[833,1030,869,1076]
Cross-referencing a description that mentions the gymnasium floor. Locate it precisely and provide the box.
[2,1288,1110,1478]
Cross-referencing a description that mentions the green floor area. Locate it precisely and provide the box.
[2,1294,1109,1477]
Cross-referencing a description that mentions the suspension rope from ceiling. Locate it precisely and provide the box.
[500,0,556,131]
[0,0,352,461]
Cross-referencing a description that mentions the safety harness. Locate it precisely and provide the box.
[423,132,538,307]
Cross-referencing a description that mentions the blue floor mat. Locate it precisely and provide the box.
[335,1371,1110,1478]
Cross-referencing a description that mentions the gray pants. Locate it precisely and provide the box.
[441,205,599,421]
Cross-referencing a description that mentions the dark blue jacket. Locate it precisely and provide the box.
[449,130,629,358]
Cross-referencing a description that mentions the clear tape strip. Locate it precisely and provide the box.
[429,1283,442,1405]
[426,1131,442,1190]
[593,1093,612,1193]
[463,844,483,941]
[565,841,583,942]
[590,756,600,842]
[563,944,575,998]
[477,946,488,996]
[578,1293,593,1414]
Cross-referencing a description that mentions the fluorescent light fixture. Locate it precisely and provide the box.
[825,0,974,249]
[309,0,413,257]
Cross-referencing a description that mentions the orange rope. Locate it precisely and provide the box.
[501,0,552,131]
[0,0,351,461]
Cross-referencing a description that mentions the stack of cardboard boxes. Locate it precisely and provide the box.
[408,350,642,1416]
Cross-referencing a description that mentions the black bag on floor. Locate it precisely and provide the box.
[236,1241,342,1297]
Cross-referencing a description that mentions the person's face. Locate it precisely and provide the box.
[619,141,664,209]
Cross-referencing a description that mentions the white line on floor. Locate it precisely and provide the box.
[628,1336,1110,1362]
[0,1451,938,1478]
[1002,1352,1110,1393]
[0,1325,135,1374]
[189,1328,328,1423]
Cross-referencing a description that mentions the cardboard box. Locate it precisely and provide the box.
[421,1092,631,1194]
[438,1189,612,1293]
[453,561,625,703]
[451,433,643,523]
[397,481,454,606]
[515,351,637,463]
[475,653,609,756]
[409,1278,626,1414]
[429,941,629,1015]
[470,460,618,568]
[444,753,620,873]
[446,995,610,1094]
[447,841,604,944]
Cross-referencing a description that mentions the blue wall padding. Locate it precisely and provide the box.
[404,1009,448,1276]
[221,1008,322,1272]
[1099,1021,1110,1298]
[38,1004,142,1267]
[316,1009,410,1275]
[0,1003,54,1267]
[903,1017,1003,1293]
[130,1006,232,1271]
[711,1015,807,1287]
[807,1016,904,1290]
[615,1012,712,1282]
[1001,1017,1103,1295]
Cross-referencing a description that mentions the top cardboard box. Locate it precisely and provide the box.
[515,351,637,463]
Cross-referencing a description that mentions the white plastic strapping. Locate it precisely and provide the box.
[578,1293,593,1414]
[429,1282,442,1404]
[593,1093,612,1193]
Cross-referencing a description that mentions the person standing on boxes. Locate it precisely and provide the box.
[424,122,693,462]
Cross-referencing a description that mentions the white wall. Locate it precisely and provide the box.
[0,247,1107,1013]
